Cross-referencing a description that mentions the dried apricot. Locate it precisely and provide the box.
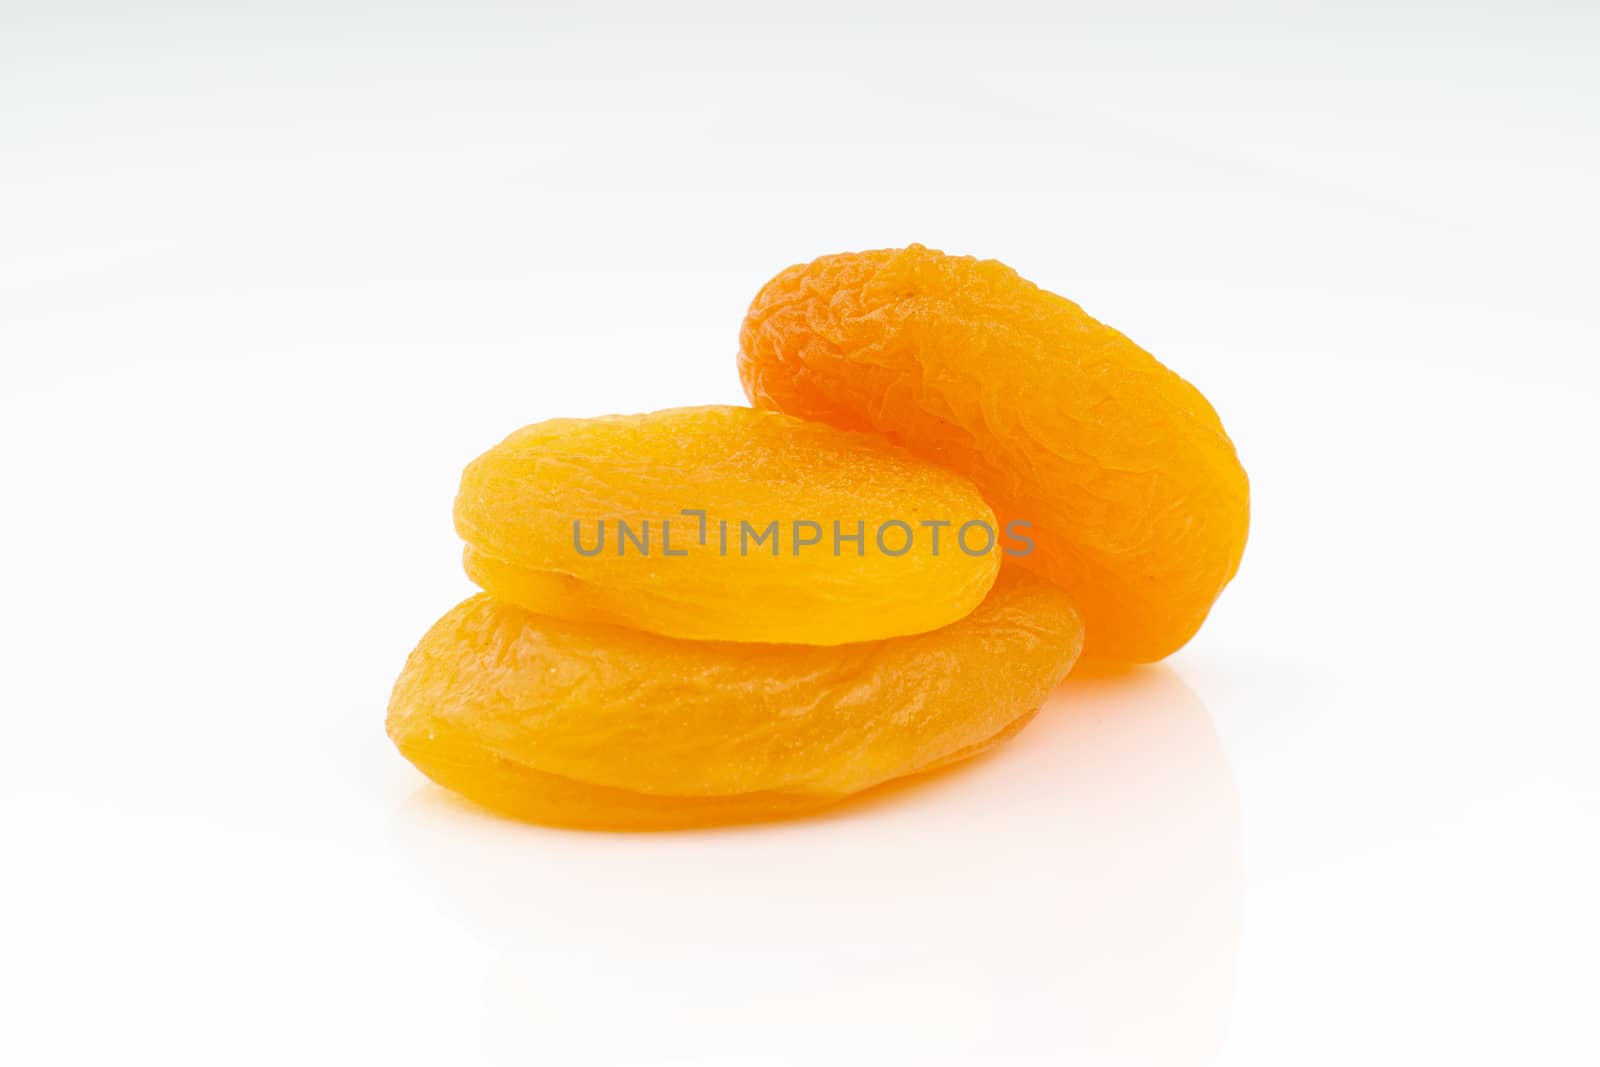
[739,245,1250,663]
[387,568,1083,829]
[455,405,1001,645]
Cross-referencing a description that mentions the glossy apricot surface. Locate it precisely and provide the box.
[455,405,1000,645]
[387,569,1082,829]
[739,245,1250,662]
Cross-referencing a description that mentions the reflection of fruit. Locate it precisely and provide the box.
[388,666,1243,1061]
[455,405,1000,645]
[740,245,1250,663]
[386,569,1083,830]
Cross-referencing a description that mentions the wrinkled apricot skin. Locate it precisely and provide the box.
[386,569,1082,830]
[739,245,1250,663]
[395,708,1042,831]
[455,405,1000,646]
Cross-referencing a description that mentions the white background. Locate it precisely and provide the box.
[4,3,1597,1064]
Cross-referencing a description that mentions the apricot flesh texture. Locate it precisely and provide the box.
[455,405,1000,646]
[386,568,1083,830]
[739,245,1250,663]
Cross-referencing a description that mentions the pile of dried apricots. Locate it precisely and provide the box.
[388,245,1249,830]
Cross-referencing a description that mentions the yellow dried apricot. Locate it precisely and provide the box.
[387,568,1083,830]
[739,245,1250,663]
[455,405,1001,645]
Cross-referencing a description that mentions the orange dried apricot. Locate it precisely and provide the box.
[387,568,1083,830]
[455,405,1000,645]
[739,245,1250,663]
